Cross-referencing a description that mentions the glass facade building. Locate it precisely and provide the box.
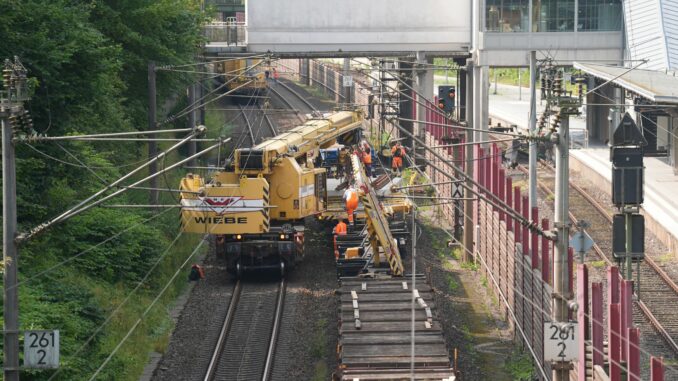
[486,0,530,32]
[485,0,621,32]
[577,0,622,31]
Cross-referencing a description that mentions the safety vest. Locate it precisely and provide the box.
[335,222,347,235]
[362,151,372,165]
[344,189,359,210]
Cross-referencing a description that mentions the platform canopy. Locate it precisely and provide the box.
[574,62,678,104]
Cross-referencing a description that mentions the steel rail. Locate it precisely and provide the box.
[204,280,242,381]
[262,278,287,381]
[258,104,278,136]
[276,80,318,113]
[267,86,305,123]
[238,105,256,146]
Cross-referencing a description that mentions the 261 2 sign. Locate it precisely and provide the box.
[544,322,578,362]
[24,330,59,369]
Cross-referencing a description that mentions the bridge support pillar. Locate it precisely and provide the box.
[415,51,434,140]
[473,64,489,146]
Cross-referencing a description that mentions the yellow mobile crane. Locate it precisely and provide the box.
[180,110,365,276]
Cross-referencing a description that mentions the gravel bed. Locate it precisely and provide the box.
[271,219,339,380]
[151,250,236,381]
[409,212,514,380]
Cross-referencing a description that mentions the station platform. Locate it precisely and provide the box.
[488,84,678,253]
[569,146,678,252]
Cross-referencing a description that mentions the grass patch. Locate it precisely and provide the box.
[311,362,329,381]
[589,260,606,268]
[503,349,535,381]
[309,317,329,380]
[461,261,479,271]
[447,274,460,292]
[658,252,675,263]
[545,193,555,201]
[481,276,488,288]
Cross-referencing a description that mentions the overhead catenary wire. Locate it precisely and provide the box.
[18,129,205,242]
[9,208,174,291]
[19,134,229,243]
[392,122,550,239]
[22,143,157,169]
[396,117,523,138]
[158,53,269,70]
[21,127,196,142]
[168,60,265,119]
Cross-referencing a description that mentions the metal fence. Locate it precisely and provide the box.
[421,121,668,379]
[203,21,247,45]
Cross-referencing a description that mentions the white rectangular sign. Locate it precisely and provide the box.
[452,183,464,199]
[24,330,59,369]
[544,322,578,362]
[343,75,353,88]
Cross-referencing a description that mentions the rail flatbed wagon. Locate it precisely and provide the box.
[336,276,457,380]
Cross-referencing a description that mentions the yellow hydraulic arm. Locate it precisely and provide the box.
[349,154,405,276]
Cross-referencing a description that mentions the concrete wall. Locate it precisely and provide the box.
[246,0,471,53]
[478,31,623,66]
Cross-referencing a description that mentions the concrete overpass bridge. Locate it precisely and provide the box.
[203,0,625,144]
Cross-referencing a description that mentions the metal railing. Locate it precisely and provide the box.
[204,20,247,45]
[204,0,244,7]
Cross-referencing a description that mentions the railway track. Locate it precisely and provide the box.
[520,158,678,375]
[268,79,318,118]
[204,278,286,381]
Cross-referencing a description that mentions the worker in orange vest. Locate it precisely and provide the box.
[362,145,373,178]
[343,185,359,226]
[333,219,348,259]
[391,142,406,174]
[334,219,348,235]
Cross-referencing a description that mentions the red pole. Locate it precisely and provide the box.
[521,196,529,255]
[492,150,499,212]
[506,177,513,232]
[577,264,589,381]
[514,187,522,244]
[478,147,485,187]
[531,207,538,269]
[608,266,620,304]
[621,280,633,363]
[499,169,506,221]
[609,303,621,381]
[485,148,491,195]
[651,357,664,381]
[541,218,550,283]
[591,282,604,367]
[628,328,640,381]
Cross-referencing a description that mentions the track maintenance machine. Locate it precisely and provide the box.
[180,110,365,277]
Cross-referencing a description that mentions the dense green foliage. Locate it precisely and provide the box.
[0,0,207,379]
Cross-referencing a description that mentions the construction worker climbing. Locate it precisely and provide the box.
[343,185,359,226]
[391,142,406,174]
